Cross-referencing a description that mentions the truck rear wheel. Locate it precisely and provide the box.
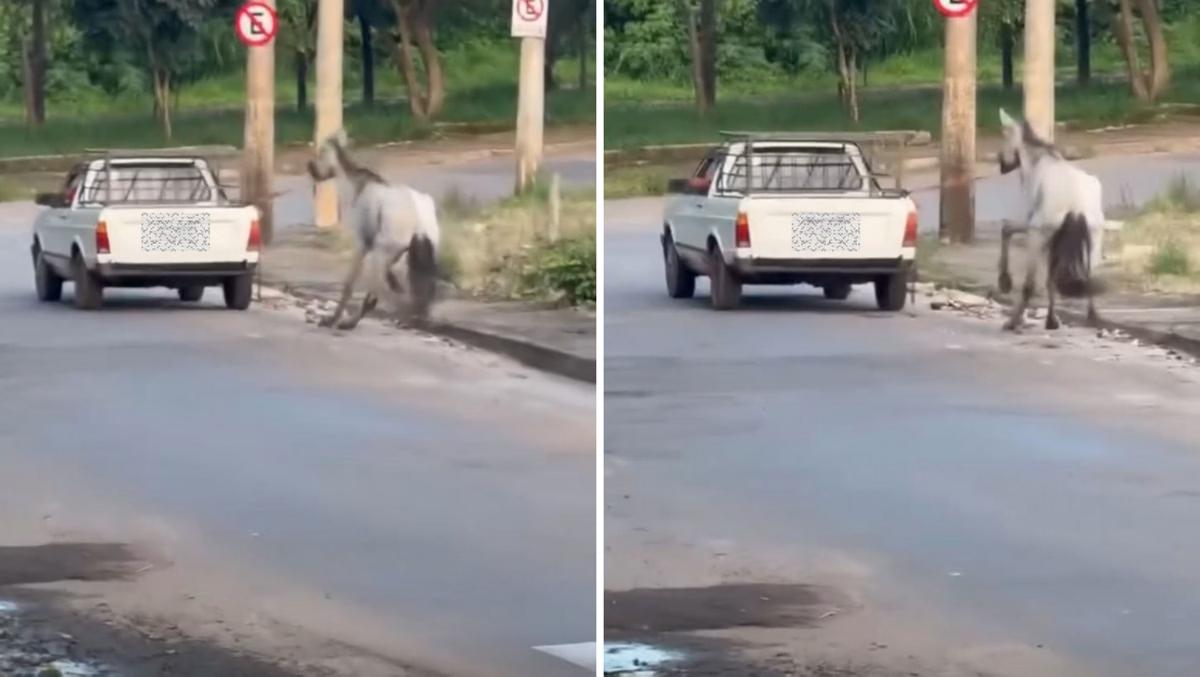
[664,235,695,299]
[223,274,253,310]
[33,247,63,302]
[823,282,852,300]
[875,271,908,312]
[72,254,103,310]
[178,286,205,302]
[709,247,742,311]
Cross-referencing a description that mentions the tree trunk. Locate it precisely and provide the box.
[1136,0,1170,100]
[577,9,587,90]
[698,0,717,109]
[412,1,444,118]
[25,0,46,126]
[389,0,429,121]
[545,37,558,92]
[1001,21,1014,91]
[296,50,309,111]
[940,9,977,243]
[1114,0,1150,101]
[359,10,375,106]
[153,69,172,140]
[678,0,707,114]
[830,11,855,120]
[1076,0,1091,85]
[846,48,859,123]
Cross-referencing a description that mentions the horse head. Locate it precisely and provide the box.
[307,129,350,182]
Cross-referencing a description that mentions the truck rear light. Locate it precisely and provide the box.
[735,212,751,248]
[903,211,918,247]
[247,219,262,251]
[95,220,110,254]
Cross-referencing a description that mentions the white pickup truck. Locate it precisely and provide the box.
[31,156,261,310]
[661,133,918,311]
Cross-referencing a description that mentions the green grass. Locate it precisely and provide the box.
[0,39,594,157]
[0,177,32,202]
[604,74,1200,149]
[1148,238,1191,276]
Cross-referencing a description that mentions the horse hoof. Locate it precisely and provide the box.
[336,319,360,331]
[1002,320,1022,333]
[318,315,337,328]
[1046,316,1061,330]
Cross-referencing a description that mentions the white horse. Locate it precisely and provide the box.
[307,131,440,330]
[996,108,1105,331]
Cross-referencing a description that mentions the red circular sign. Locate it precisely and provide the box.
[934,0,978,18]
[516,0,545,22]
[236,2,278,47]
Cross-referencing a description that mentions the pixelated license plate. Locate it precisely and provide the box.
[140,212,211,252]
[791,212,862,253]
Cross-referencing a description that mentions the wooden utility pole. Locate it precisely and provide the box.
[939,7,977,244]
[1024,0,1056,141]
[513,0,548,194]
[243,0,277,243]
[314,0,344,228]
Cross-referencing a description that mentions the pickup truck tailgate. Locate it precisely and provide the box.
[100,206,257,264]
[743,198,911,260]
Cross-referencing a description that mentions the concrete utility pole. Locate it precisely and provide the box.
[513,0,548,194]
[314,0,345,228]
[939,7,977,244]
[1024,0,1056,141]
[242,0,276,243]
[515,37,545,193]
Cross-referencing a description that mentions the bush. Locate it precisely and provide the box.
[1148,238,1191,276]
[520,236,596,306]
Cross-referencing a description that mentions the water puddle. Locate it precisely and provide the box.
[604,643,680,675]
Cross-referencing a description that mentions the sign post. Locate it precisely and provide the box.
[238,1,276,244]
[512,0,548,194]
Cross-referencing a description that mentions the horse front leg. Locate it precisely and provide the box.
[336,292,378,331]
[321,249,367,328]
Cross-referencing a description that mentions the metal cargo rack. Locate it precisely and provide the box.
[717,130,925,194]
[79,146,243,206]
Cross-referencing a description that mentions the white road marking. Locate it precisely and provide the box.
[534,642,596,670]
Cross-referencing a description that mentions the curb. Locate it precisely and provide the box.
[272,285,596,384]
[919,269,1200,361]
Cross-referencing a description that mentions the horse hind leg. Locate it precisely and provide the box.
[1045,276,1061,330]
[998,222,1027,294]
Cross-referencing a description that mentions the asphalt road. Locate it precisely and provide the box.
[0,197,594,676]
[604,165,1200,676]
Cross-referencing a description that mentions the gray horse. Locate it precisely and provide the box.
[307,131,440,331]
[996,109,1105,331]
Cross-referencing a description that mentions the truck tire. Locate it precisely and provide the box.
[178,286,205,302]
[875,271,908,311]
[823,282,852,300]
[33,247,63,302]
[663,235,695,299]
[72,254,103,310]
[223,274,253,310]
[709,247,742,311]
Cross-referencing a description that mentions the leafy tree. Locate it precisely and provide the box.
[72,0,238,139]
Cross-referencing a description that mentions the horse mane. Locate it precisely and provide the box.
[323,133,386,191]
[1020,120,1063,160]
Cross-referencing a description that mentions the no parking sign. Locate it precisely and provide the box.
[236,1,278,47]
[511,0,548,39]
[934,0,978,18]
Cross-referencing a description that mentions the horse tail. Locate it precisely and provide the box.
[1047,212,1104,298]
[407,233,438,320]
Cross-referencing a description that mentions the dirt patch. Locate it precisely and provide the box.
[605,583,839,636]
[0,543,140,587]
